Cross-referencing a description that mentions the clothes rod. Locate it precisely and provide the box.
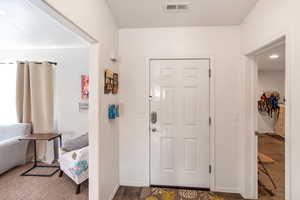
[0,61,57,65]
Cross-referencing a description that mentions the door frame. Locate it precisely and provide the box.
[243,33,291,199]
[146,56,216,190]
[28,1,100,199]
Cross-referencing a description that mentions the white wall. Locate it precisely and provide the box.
[258,71,285,99]
[289,1,300,199]
[118,27,243,193]
[241,0,290,55]
[257,70,285,133]
[38,1,300,200]
[291,3,300,199]
[241,0,300,199]
[0,48,89,138]
[43,0,120,200]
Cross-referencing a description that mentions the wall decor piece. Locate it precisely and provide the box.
[104,69,114,94]
[79,102,89,112]
[112,73,119,94]
[108,104,120,119]
[108,104,117,119]
[81,75,89,99]
[258,91,280,118]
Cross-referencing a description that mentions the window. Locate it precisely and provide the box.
[0,64,17,124]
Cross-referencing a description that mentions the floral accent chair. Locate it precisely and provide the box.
[59,146,88,194]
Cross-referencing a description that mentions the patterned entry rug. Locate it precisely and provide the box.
[139,187,243,200]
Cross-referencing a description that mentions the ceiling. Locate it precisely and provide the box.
[256,44,285,72]
[106,0,258,28]
[0,0,87,49]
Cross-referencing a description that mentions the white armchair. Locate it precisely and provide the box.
[59,146,88,194]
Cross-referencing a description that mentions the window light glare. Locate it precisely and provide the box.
[270,54,279,59]
[0,9,6,16]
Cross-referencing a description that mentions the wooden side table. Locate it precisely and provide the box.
[19,133,62,177]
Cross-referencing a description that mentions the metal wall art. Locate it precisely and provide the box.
[108,104,119,120]
[79,75,89,112]
[104,69,118,94]
[258,91,280,118]
[81,75,89,99]
[112,73,119,94]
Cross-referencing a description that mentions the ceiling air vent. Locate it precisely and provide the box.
[165,2,190,12]
[166,4,177,10]
[177,4,188,10]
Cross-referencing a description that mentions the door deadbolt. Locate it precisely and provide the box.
[151,111,157,124]
[152,128,158,132]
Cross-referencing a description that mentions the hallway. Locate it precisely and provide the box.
[258,135,285,200]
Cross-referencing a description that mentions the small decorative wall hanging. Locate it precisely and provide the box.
[258,91,280,118]
[104,69,119,94]
[79,102,89,112]
[81,75,89,99]
[104,69,114,94]
[108,104,119,119]
[112,73,119,94]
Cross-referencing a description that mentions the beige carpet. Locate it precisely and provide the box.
[0,163,88,200]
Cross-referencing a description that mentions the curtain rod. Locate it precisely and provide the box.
[0,61,57,65]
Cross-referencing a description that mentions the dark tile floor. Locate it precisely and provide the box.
[113,135,285,200]
[258,135,285,200]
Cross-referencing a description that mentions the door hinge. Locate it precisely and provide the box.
[209,68,211,78]
[209,117,212,126]
[209,165,212,174]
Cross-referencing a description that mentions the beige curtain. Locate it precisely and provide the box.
[16,61,54,164]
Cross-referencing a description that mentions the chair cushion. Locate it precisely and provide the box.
[62,133,88,152]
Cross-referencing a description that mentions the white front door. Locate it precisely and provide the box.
[150,59,210,188]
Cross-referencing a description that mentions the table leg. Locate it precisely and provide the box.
[33,140,37,167]
[59,135,62,148]
[20,139,60,177]
[58,135,63,176]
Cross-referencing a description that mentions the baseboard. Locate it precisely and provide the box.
[241,192,257,200]
[212,186,240,194]
[109,184,120,200]
[120,180,148,187]
[256,130,275,134]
